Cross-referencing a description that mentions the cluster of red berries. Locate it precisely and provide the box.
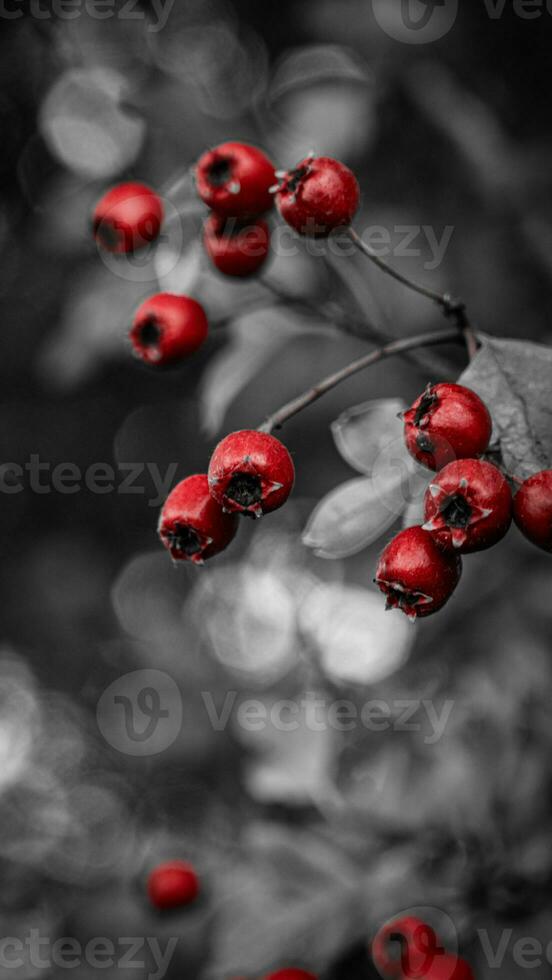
[92,143,359,367]
[376,382,552,620]
[158,430,295,564]
[372,915,474,980]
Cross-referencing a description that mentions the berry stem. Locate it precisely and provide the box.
[259,326,462,433]
[345,226,479,360]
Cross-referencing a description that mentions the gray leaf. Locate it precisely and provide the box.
[331,398,407,475]
[302,475,403,559]
[459,334,552,478]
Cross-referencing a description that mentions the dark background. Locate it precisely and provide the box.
[0,2,552,978]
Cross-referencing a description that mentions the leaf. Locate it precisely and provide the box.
[299,583,413,686]
[459,333,552,478]
[332,398,407,475]
[302,476,402,559]
[207,826,364,978]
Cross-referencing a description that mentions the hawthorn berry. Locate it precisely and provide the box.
[423,459,512,553]
[195,141,276,218]
[403,383,492,471]
[203,213,270,277]
[371,916,443,979]
[513,469,552,552]
[92,182,163,254]
[263,971,317,980]
[274,155,360,237]
[147,860,199,910]
[375,526,462,621]
[208,430,295,518]
[130,293,208,367]
[158,475,238,564]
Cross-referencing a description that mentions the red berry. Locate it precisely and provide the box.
[203,213,270,277]
[147,860,199,910]
[275,155,360,237]
[263,972,317,980]
[403,953,474,980]
[513,469,552,552]
[195,141,276,218]
[372,916,443,979]
[130,293,208,366]
[376,526,462,621]
[158,475,238,564]
[93,182,163,254]
[208,430,295,518]
[423,459,512,554]
[403,383,492,471]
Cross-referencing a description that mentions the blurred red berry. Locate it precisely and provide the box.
[423,459,512,553]
[376,526,462,620]
[147,860,199,910]
[275,155,360,236]
[403,953,475,980]
[195,141,276,217]
[203,213,270,277]
[513,469,552,552]
[208,430,295,518]
[263,971,317,980]
[130,293,208,366]
[403,383,492,471]
[93,182,163,253]
[158,475,239,564]
[372,916,443,978]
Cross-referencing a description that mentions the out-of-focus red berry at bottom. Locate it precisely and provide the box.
[147,860,200,910]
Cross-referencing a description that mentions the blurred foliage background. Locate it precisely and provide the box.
[1,1,552,978]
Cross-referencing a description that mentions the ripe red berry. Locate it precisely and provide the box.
[423,459,512,553]
[376,526,462,621]
[208,430,295,518]
[372,916,443,978]
[195,141,276,218]
[403,383,492,471]
[275,155,360,237]
[130,293,208,366]
[147,861,199,910]
[513,469,552,552]
[158,475,238,564]
[263,971,317,980]
[93,182,163,254]
[203,213,270,277]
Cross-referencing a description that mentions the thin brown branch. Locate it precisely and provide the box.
[259,326,463,434]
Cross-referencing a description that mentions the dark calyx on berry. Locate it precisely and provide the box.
[93,217,120,250]
[413,385,438,426]
[282,164,310,195]
[208,158,233,187]
[139,317,162,347]
[165,524,202,557]
[225,472,262,510]
[440,493,472,528]
[383,586,431,614]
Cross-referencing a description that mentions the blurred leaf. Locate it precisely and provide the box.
[199,309,326,435]
[332,398,407,474]
[299,583,413,685]
[302,476,402,559]
[208,825,364,977]
[460,334,552,478]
